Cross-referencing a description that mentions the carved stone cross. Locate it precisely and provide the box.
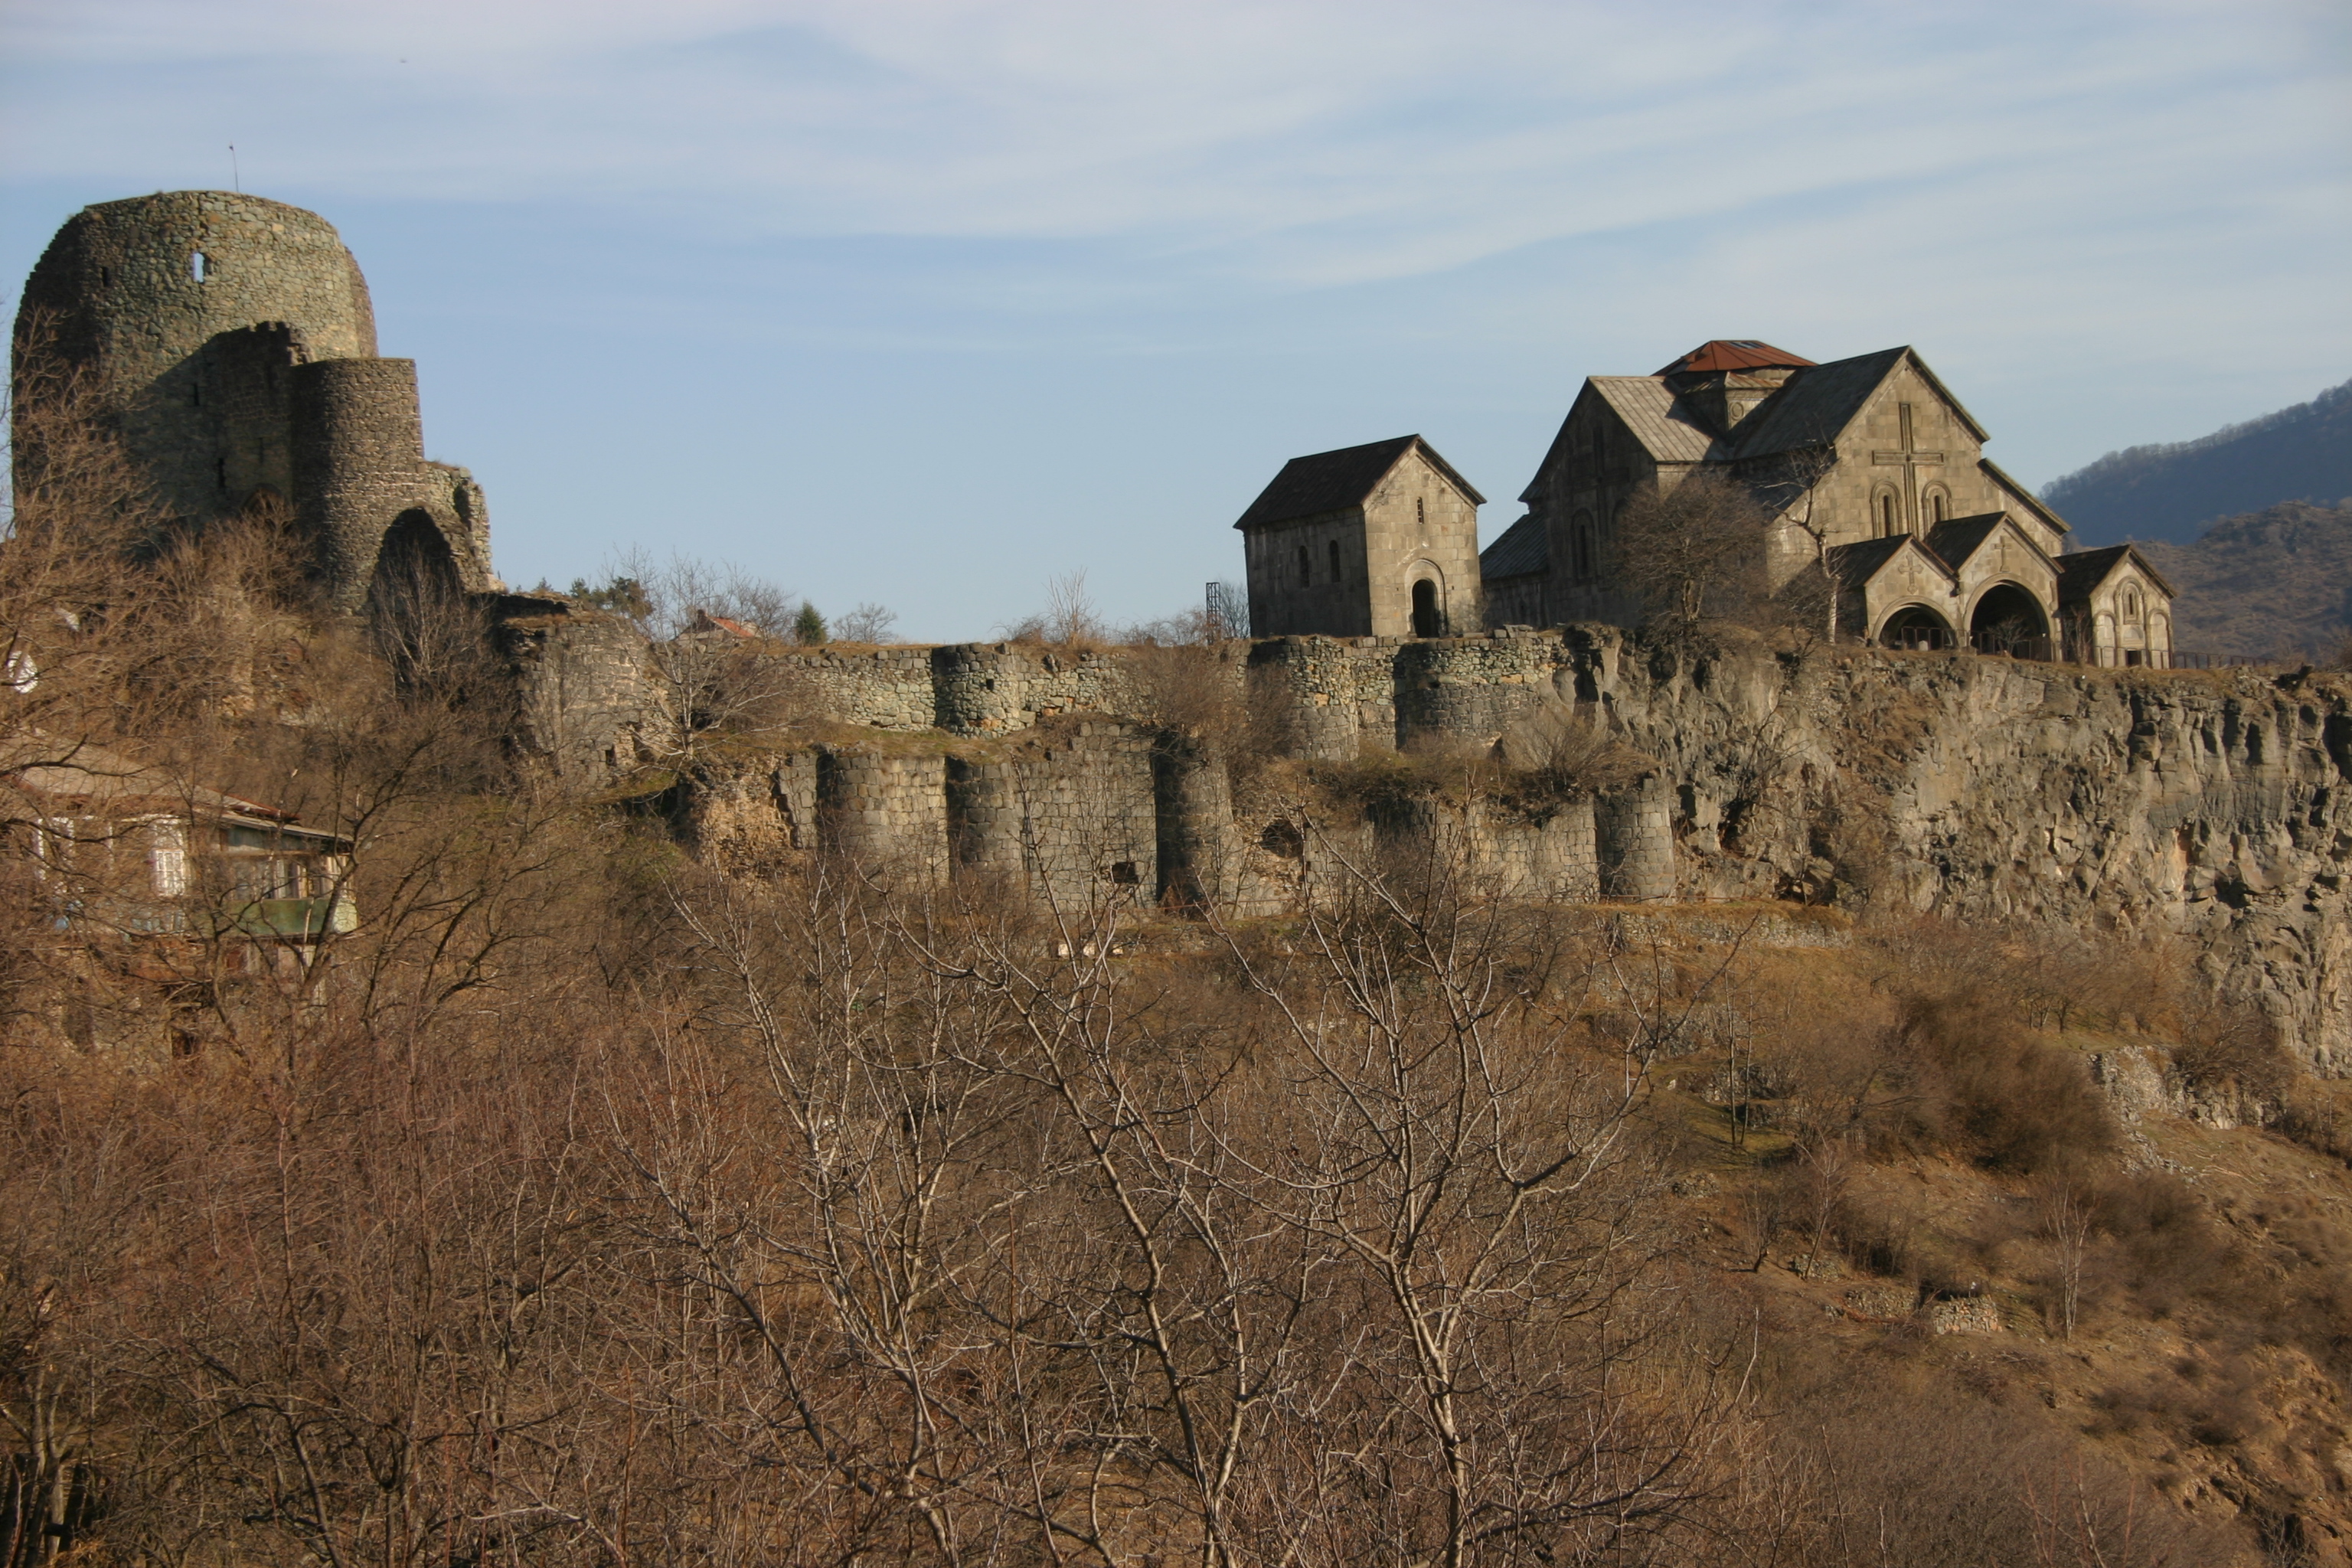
[1870,402,1945,534]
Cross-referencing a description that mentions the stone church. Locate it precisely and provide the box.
[1234,434,1486,639]
[13,191,502,612]
[1478,340,2177,665]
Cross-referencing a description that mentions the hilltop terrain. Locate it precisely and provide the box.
[2135,500,2352,662]
[2044,380,2352,547]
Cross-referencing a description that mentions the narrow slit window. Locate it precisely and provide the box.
[1296,544,1310,587]
[191,251,210,283]
[1328,540,1342,582]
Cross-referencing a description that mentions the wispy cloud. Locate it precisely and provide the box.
[8,0,2344,288]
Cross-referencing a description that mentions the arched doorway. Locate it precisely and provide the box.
[1968,582,2050,658]
[368,510,475,694]
[1410,577,1444,638]
[1877,605,1954,651]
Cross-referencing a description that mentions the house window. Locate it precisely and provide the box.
[1328,540,1342,582]
[1296,544,1310,587]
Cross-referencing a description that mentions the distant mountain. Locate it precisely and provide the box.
[2134,500,2352,661]
[2043,378,2352,546]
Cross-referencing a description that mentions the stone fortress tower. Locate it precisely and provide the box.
[12,191,500,609]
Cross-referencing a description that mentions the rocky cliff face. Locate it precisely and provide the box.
[503,607,2352,1075]
[1584,634,2352,1076]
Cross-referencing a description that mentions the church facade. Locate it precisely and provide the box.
[1478,340,2177,665]
[1233,435,1485,639]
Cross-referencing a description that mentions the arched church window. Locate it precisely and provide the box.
[1570,511,1596,580]
[1328,540,1342,582]
[1875,491,1899,537]
[1296,544,1310,587]
[2122,587,2141,620]
[1925,488,1949,527]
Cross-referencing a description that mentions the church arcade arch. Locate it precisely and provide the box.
[1877,603,1954,650]
[1968,581,2050,657]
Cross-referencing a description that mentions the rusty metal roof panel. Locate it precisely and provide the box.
[1653,339,1818,377]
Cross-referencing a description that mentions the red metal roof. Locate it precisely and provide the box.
[1653,339,1817,376]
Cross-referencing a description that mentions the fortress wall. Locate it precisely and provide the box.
[1393,633,1572,750]
[947,724,1157,912]
[1595,776,1676,901]
[289,358,430,603]
[496,603,661,775]
[818,750,949,882]
[509,612,2352,1073]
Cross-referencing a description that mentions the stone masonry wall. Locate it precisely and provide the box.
[514,613,2352,1075]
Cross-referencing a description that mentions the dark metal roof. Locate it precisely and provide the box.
[2056,544,2177,603]
[1727,345,1992,461]
[1233,435,1485,530]
[1479,513,1549,580]
[1653,339,1817,377]
[1924,512,2008,570]
[1589,378,1724,462]
[1823,534,1958,591]
[1726,347,1910,459]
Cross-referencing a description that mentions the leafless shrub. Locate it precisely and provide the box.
[581,550,810,761]
[832,601,900,643]
[1494,697,1655,799]
[1001,569,1108,648]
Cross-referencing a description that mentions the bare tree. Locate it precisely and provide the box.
[589,551,808,763]
[2037,1175,2096,1343]
[1610,471,1772,643]
[835,602,900,643]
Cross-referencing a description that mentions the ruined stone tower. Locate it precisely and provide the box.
[12,191,500,609]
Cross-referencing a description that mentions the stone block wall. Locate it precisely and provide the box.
[948,724,1156,911]
[818,750,949,881]
[511,611,2352,1076]
[497,600,662,775]
[1595,776,1675,901]
[15,190,498,612]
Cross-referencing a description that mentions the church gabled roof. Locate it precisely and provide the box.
[2056,544,2177,603]
[1728,346,1991,460]
[1518,379,1722,502]
[1478,513,1549,580]
[1653,339,1817,377]
[1233,434,1484,530]
[1588,378,1723,463]
[1823,534,1955,592]
[1923,513,2014,571]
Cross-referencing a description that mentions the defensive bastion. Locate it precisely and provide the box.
[499,603,2352,1078]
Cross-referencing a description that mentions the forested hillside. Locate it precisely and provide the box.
[2134,500,2352,662]
[2045,380,2352,547]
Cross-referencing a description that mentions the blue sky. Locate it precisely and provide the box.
[4,0,2347,640]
